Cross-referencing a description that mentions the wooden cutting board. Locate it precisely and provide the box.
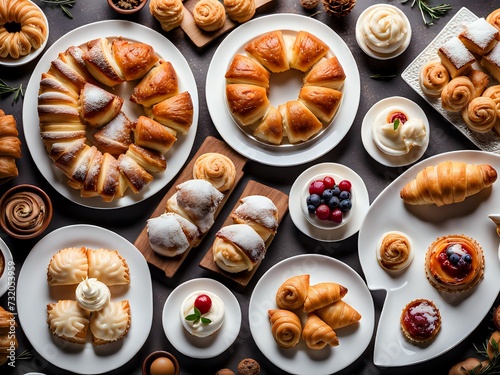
[134,136,246,278]
[199,179,288,287]
[180,0,274,48]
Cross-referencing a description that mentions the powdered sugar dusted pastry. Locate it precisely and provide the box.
[193,152,236,192]
[224,0,255,23]
[458,18,499,56]
[87,248,130,286]
[80,83,123,128]
[47,247,88,286]
[193,0,226,32]
[462,96,497,133]
[481,42,500,82]
[213,224,266,273]
[150,0,184,32]
[147,212,200,257]
[377,231,414,272]
[231,195,278,241]
[400,299,441,344]
[438,37,475,78]
[47,300,90,344]
[166,179,224,234]
[90,300,131,345]
[419,61,449,97]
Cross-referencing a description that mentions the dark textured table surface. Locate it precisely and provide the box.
[1,0,499,374]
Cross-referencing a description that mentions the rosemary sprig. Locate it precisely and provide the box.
[401,0,452,26]
[0,79,24,105]
[16,350,33,360]
[41,0,76,19]
[469,338,500,374]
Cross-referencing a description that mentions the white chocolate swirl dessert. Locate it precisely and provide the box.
[377,231,414,271]
[180,291,224,337]
[360,5,408,54]
[75,278,111,312]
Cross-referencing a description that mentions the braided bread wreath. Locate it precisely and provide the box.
[30,22,198,206]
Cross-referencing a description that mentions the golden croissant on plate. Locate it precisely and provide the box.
[315,300,362,330]
[303,282,348,313]
[268,309,302,349]
[400,161,498,206]
[275,274,310,310]
[302,313,339,350]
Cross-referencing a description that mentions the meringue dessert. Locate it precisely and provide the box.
[75,278,111,312]
[180,291,224,338]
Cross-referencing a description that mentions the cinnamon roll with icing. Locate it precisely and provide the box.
[461,97,497,133]
[193,153,236,192]
[419,61,449,97]
[224,0,255,23]
[377,231,414,272]
[193,0,226,32]
[440,76,475,112]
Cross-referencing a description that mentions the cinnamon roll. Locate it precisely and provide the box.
[482,85,500,134]
[193,0,226,32]
[376,231,414,272]
[224,0,255,23]
[440,76,475,112]
[193,152,236,192]
[419,61,449,97]
[275,274,310,310]
[268,309,302,349]
[461,97,497,133]
[149,0,184,32]
[487,9,500,35]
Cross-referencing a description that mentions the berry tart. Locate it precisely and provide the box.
[425,234,484,293]
[400,298,441,344]
[304,174,353,228]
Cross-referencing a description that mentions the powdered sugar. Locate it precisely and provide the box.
[147,213,199,256]
[440,36,475,69]
[462,18,498,50]
[216,224,265,263]
[234,195,278,230]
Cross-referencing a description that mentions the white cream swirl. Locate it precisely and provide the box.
[361,6,408,54]
[75,278,110,312]
[180,291,225,338]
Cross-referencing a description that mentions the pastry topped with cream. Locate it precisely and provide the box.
[47,300,90,344]
[75,277,111,312]
[180,291,224,337]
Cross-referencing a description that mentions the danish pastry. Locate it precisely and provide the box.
[400,299,441,344]
[83,38,124,87]
[302,313,339,350]
[231,195,278,241]
[193,0,226,32]
[90,300,131,345]
[298,85,342,124]
[224,0,255,23]
[80,82,124,128]
[87,248,130,286]
[425,234,484,293]
[150,91,194,135]
[193,152,236,192]
[268,309,302,349]
[111,37,159,81]
[482,85,500,134]
[132,115,177,154]
[275,274,310,310]
[47,246,88,286]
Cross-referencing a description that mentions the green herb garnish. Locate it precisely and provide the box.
[393,119,400,130]
[185,307,211,325]
[401,0,452,26]
[0,79,23,105]
[41,0,76,19]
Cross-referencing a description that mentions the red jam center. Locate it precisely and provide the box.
[437,245,472,281]
[403,301,437,338]
[387,111,408,124]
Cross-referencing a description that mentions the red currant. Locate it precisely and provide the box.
[194,294,212,314]
[315,204,330,220]
[338,180,352,192]
[330,208,343,223]
[309,180,325,195]
[323,176,336,189]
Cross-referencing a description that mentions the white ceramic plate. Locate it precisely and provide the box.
[162,278,241,359]
[206,14,360,167]
[22,20,199,209]
[0,237,13,297]
[401,7,500,154]
[249,254,375,375]
[17,224,153,374]
[361,96,430,167]
[289,163,370,242]
[358,150,500,367]
[0,1,49,67]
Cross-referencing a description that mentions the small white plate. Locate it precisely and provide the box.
[0,1,49,67]
[249,254,375,375]
[0,237,13,297]
[361,96,430,167]
[289,163,370,242]
[355,4,411,60]
[162,278,241,359]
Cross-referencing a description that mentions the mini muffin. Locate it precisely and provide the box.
[400,299,441,344]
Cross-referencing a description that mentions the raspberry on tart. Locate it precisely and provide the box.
[400,299,441,344]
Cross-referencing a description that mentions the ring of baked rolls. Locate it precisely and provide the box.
[224,29,346,145]
[37,37,194,202]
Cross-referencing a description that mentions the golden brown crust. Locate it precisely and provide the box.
[245,30,289,73]
[130,60,179,107]
[253,106,283,145]
[151,91,194,135]
[461,96,497,133]
[279,100,323,143]
[92,112,133,155]
[419,61,449,97]
[80,82,124,128]
[226,84,270,126]
[193,0,226,32]
[132,115,177,154]
[289,31,329,72]
[400,299,441,344]
[125,144,166,174]
[275,274,310,310]
[225,53,270,90]
[298,85,342,123]
[268,309,302,349]
[440,76,475,112]
[303,56,346,90]
[112,38,159,81]
[83,38,124,87]
[302,313,339,350]
[193,152,236,192]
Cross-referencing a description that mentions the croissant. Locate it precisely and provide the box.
[400,161,498,206]
[302,313,339,350]
[315,300,362,330]
[275,274,310,310]
[303,282,348,313]
[268,309,302,349]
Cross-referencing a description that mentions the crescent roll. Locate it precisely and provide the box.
[302,313,339,350]
[268,309,302,349]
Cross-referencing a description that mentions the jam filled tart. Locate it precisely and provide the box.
[400,299,441,344]
[425,234,484,293]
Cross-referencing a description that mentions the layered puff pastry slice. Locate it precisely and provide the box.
[87,248,130,286]
[92,111,133,155]
[79,82,124,128]
[117,154,154,194]
[47,246,89,286]
[125,143,167,174]
[90,300,131,345]
[83,38,125,87]
[245,30,290,73]
[150,91,194,135]
[47,300,90,344]
[132,115,177,154]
